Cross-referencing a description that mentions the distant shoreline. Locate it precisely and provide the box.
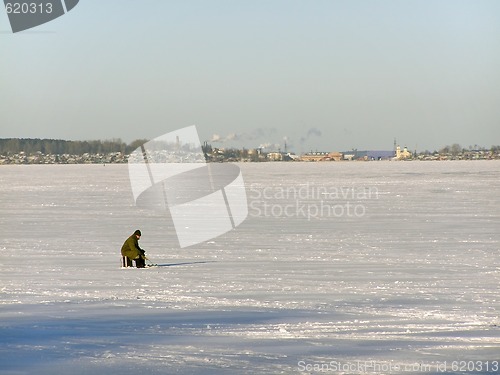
[1,151,499,165]
[1,138,499,164]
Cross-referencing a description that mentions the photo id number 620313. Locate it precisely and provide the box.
[5,2,53,14]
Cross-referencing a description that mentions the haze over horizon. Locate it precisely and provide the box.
[1,0,499,153]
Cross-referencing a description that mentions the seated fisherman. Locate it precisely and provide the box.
[121,229,146,268]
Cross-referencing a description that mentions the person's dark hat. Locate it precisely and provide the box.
[134,230,142,236]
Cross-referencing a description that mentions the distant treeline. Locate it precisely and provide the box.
[0,138,148,155]
[2,138,499,157]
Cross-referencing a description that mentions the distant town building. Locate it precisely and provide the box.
[301,151,343,161]
[396,146,412,160]
[267,152,283,161]
[341,150,394,161]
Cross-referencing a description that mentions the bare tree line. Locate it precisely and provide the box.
[0,138,148,156]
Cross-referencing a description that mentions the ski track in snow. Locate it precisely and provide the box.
[1,162,499,374]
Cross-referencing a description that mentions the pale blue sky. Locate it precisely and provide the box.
[1,0,500,152]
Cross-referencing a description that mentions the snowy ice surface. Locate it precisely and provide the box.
[1,161,499,375]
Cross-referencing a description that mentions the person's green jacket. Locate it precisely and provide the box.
[121,234,142,260]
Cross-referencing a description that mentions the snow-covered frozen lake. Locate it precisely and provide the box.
[1,161,499,374]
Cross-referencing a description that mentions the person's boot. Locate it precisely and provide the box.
[135,257,145,268]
